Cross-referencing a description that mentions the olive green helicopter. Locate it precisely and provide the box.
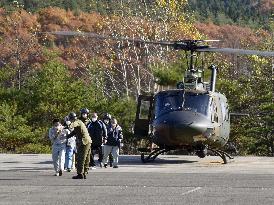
[45,31,274,164]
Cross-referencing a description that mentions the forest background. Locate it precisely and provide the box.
[0,0,273,156]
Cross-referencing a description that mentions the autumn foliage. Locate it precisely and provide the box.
[0,5,272,155]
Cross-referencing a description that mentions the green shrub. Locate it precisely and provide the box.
[16,143,51,154]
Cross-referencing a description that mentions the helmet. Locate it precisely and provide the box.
[103,113,112,120]
[68,112,77,121]
[80,108,89,114]
[64,116,69,122]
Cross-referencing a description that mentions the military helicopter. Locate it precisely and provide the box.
[133,40,274,164]
[44,31,274,164]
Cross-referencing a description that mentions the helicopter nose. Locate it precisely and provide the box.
[153,110,212,145]
[173,111,210,134]
[186,120,210,134]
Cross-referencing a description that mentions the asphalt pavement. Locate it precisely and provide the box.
[1,154,274,205]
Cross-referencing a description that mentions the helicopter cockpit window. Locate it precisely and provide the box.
[183,93,210,116]
[155,92,183,117]
[139,100,151,120]
[154,91,210,118]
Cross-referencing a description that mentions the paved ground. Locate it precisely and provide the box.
[1,154,274,205]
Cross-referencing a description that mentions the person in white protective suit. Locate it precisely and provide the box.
[48,119,69,176]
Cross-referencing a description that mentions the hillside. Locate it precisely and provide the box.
[188,0,273,30]
[0,1,272,30]
[0,2,273,156]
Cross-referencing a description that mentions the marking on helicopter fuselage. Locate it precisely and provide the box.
[181,187,202,195]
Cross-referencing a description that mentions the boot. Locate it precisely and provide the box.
[72,174,83,179]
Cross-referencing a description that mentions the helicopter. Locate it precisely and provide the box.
[133,39,274,164]
[43,31,274,164]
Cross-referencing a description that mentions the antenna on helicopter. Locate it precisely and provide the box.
[209,64,218,92]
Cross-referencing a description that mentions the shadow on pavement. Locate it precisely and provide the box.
[119,155,198,165]
[0,155,198,172]
[36,161,52,165]
[5,167,52,172]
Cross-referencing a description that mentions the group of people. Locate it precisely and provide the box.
[48,109,123,179]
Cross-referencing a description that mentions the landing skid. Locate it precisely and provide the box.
[140,148,171,163]
[139,147,234,164]
[208,148,234,164]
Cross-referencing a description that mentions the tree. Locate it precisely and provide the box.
[217,48,273,156]
[0,102,35,152]
[0,7,42,90]
[20,59,96,127]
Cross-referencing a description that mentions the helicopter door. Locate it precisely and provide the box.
[134,95,154,138]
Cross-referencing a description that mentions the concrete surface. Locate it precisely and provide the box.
[1,154,274,205]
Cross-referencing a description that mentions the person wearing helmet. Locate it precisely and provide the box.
[48,119,69,176]
[79,108,91,126]
[103,113,112,125]
[67,112,92,179]
[102,113,114,167]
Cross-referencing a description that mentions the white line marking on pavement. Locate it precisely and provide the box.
[182,187,202,195]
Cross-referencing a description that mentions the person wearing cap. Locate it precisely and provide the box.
[102,118,123,168]
[87,112,107,168]
[48,119,69,176]
[66,112,92,179]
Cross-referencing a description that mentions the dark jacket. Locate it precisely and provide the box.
[103,122,111,133]
[105,125,123,147]
[88,120,107,147]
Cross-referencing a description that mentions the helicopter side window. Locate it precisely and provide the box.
[210,101,214,121]
[210,101,218,123]
[220,101,227,121]
[139,101,151,120]
[225,106,229,121]
[214,107,218,122]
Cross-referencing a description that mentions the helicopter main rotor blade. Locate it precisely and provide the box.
[42,31,174,46]
[41,31,274,56]
[197,47,274,57]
